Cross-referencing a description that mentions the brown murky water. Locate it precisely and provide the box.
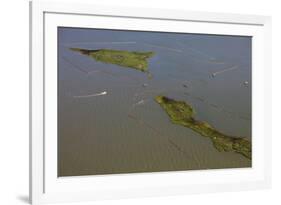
[58,27,252,176]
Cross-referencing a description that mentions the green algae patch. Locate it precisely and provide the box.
[155,95,251,159]
[70,48,154,73]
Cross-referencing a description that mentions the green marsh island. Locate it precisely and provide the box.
[155,95,251,159]
[70,48,154,73]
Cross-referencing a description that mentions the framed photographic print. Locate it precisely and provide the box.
[30,1,271,204]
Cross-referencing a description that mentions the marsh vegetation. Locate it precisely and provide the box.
[70,48,154,73]
[155,96,251,159]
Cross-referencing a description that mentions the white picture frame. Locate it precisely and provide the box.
[30,1,272,204]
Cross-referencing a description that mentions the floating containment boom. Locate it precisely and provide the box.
[70,48,154,73]
[155,95,251,159]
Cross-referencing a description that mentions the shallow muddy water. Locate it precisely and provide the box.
[58,27,251,176]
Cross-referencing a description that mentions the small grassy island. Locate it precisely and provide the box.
[70,48,154,73]
[155,95,251,159]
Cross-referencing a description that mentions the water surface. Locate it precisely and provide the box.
[58,27,252,176]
